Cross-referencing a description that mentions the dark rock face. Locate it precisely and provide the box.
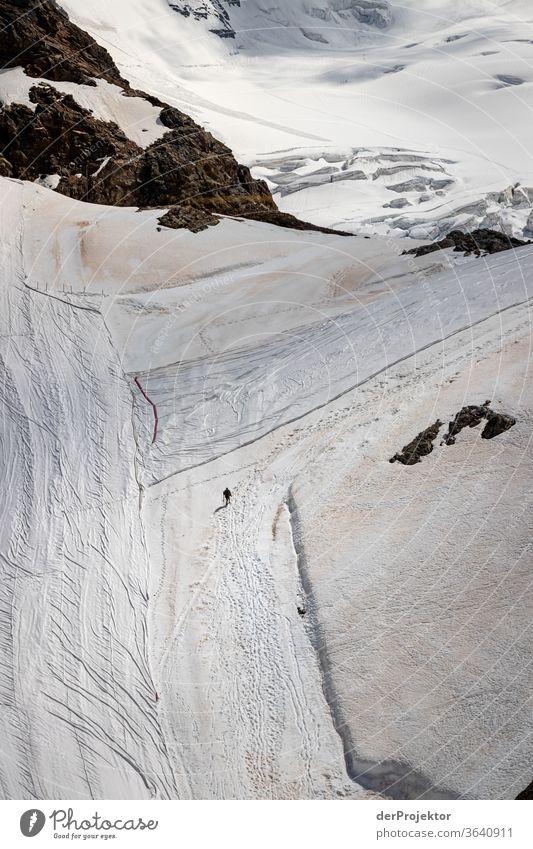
[481,411,516,440]
[0,85,274,217]
[391,403,517,466]
[0,86,139,203]
[390,420,442,465]
[404,228,528,258]
[442,401,491,445]
[0,0,127,86]
[443,402,516,445]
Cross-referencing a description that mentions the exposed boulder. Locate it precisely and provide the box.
[391,403,517,466]
[158,205,218,234]
[404,228,528,258]
[443,402,516,445]
[442,402,491,446]
[481,411,516,440]
[389,420,442,465]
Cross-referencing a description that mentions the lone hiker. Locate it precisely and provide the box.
[223,487,232,507]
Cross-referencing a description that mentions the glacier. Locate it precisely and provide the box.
[0,0,532,801]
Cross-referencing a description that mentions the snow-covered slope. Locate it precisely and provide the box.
[0,182,177,799]
[58,0,533,238]
[145,294,533,800]
[2,0,533,802]
[3,175,532,799]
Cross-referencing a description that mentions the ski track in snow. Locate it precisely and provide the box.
[3,0,533,795]
[2,175,533,798]
[4,164,533,798]
[134,245,533,484]
[148,425,362,799]
[0,186,178,799]
[143,289,533,800]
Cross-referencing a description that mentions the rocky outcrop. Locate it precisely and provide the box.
[404,228,528,258]
[0,0,127,86]
[389,420,442,465]
[0,85,349,233]
[0,86,272,221]
[168,1,393,38]
[442,402,491,446]
[328,1,392,29]
[169,0,236,38]
[443,402,516,445]
[391,404,517,466]
[481,411,516,440]
[0,3,348,235]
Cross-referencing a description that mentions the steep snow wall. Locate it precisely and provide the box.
[0,182,176,799]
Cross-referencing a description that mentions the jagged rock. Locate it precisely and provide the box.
[0,155,12,177]
[0,87,139,205]
[443,402,491,445]
[404,228,528,258]
[389,420,442,465]
[443,402,516,445]
[481,411,516,440]
[158,205,218,233]
[391,403,516,466]
[348,1,392,28]
[0,0,127,86]
[0,83,346,235]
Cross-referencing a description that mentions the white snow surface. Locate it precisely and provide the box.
[57,0,533,237]
[2,177,533,799]
[2,0,533,802]
[0,182,177,799]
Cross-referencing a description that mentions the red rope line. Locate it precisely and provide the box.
[134,377,158,444]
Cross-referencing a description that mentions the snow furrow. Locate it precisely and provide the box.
[0,184,177,799]
[135,246,533,484]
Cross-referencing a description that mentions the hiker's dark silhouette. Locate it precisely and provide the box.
[223,487,232,506]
